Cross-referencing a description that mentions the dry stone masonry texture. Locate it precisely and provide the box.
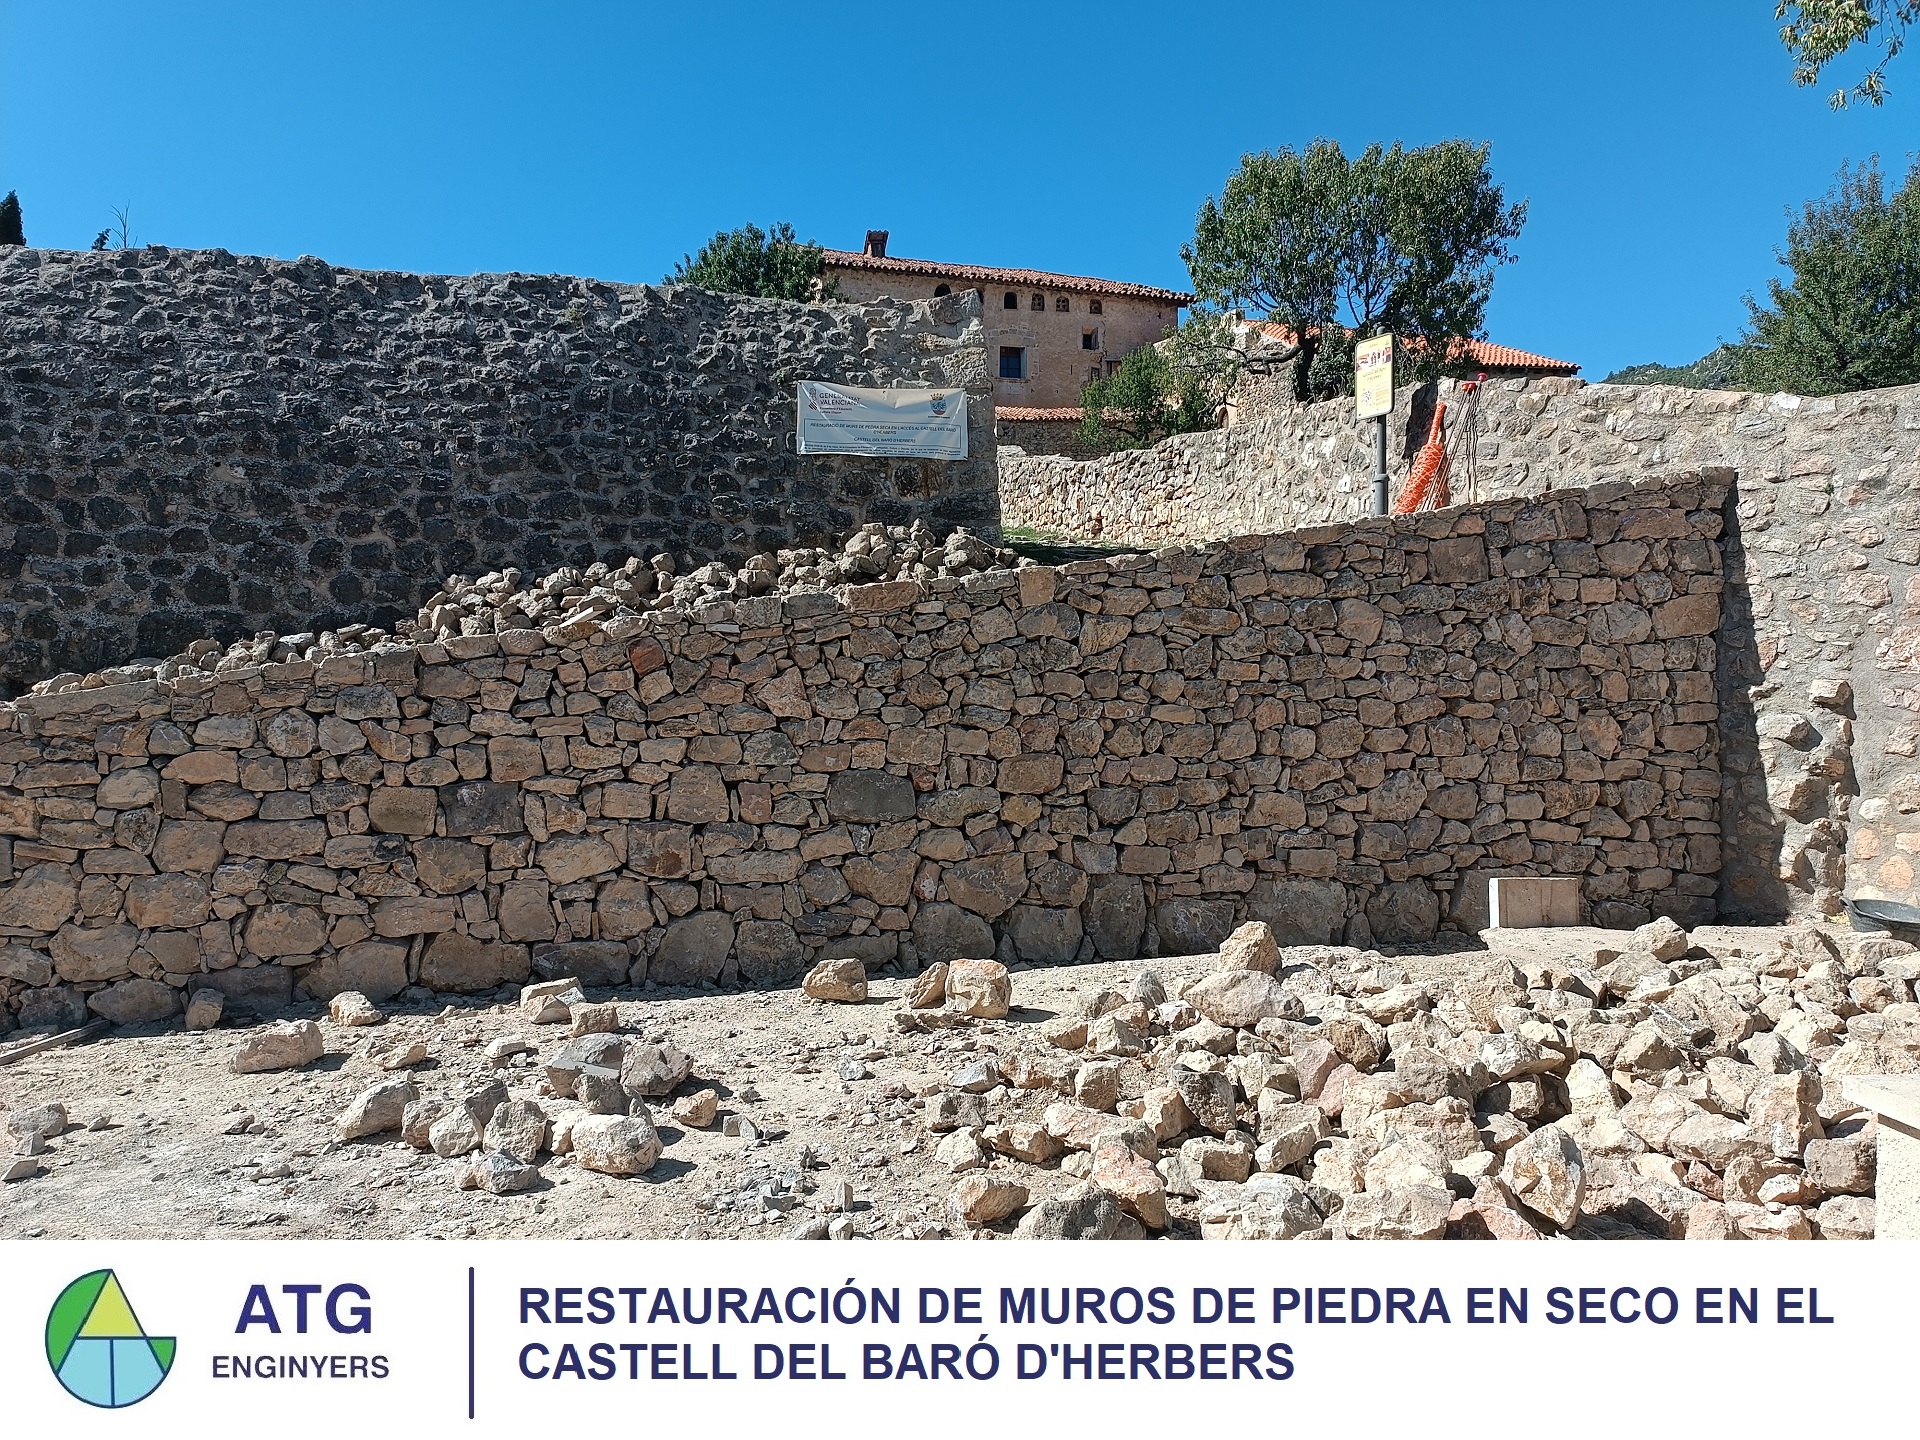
[0,246,997,697]
[0,476,1726,1032]
[1003,377,1920,924]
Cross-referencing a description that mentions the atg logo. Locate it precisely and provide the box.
[46,1270,175,1408]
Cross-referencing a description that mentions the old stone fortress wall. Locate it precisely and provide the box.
[0,463,1724,1031]
[0,245,997,698]
[1005,376,1920,929]
[4,240,1918,1036]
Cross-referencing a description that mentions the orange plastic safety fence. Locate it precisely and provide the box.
[1391,402,1450,515]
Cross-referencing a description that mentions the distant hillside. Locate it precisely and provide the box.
[1601,344,1747,390]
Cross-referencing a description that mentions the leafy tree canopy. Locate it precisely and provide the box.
[0,191,23,247]
[1779,0,1917,106]
[1737,157,1920,395]
[669,222,835,301]
[1182,139,1525,400]
[1078,315,1241,450]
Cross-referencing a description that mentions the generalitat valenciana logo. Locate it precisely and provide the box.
[46,1270,175,1408]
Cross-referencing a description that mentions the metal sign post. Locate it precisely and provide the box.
[1354,335,1394,515]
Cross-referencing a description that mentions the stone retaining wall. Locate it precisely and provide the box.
[0,475,1727,1032]
[0,246,997,697]
[1001,378,1920,924]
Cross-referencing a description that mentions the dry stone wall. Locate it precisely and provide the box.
[0,476,1727,1033]
[0,246,997,697]
[1003,378,1920,925]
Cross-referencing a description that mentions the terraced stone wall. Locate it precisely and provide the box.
[0,246,996,697]
[0,476,1728,1032]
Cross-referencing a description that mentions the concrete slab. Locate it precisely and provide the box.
[1487,876,1582,930]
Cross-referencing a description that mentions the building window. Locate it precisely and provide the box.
[1089,299,1104,315]
[999,346,1027,380]
[1088,366,1100,383]
[933,283,951,297]
[1105,359,1122,376]
[1031,293,1045,311]
[1003,291,1019,310]
[1054,296,1070,312]
[1082,329,1099,351]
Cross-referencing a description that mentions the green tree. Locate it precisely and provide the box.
[0,191,23,246]
[1779,1,1917,107]
[1182,139,1526,401]
[1077,345,1204,450]
[1737,157,1920,395]
[669,222,836,301]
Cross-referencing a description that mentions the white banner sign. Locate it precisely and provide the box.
[796,382,967,460]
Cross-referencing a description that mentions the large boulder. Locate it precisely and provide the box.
[947,959,1012,1019]
[230,1019,324,1074]
[803,959,868,1003]
[1183,970,1303,1028]
[572,1112,663,1176]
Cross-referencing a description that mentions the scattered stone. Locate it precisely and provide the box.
[462,1151,539,1195]
[1217,921,1280,974]
[905,963,948,1008]
[569,1003,620,1037]
[947,1173,1029,1227]
[337,1078,419,1141]
[328,992,384,1027]
[672,1090,719,1128]
[946,959,1012,1019]
[8,1104,67,1142]
[1014,1182,1123,1239]
[621,1043,694,1098]
[369,1034,431,1070]
[230,1020,324,1074]
[572,1112,663,1176]
[484,1100,550,1163]
[935,1128,987,1173]
[803,959,868,1004]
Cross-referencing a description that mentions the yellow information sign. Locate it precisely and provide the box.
[1354,334,1394,418]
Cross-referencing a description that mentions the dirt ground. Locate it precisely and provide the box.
[1,951,1279,1241]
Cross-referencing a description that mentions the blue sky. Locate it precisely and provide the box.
[2,1,1913,378]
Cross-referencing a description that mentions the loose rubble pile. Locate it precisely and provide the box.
[885,916,1883,1240]
[29,523,1023,695]
[21,916,1884,1239]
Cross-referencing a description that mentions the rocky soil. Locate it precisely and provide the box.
[0,916,1897,1241]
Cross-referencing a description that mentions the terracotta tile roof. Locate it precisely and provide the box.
[996,406,1085,422]
[821,249,1193,306]
[1463,339,1579,374]
[1253,321,1577,375]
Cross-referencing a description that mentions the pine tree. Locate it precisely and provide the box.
[0,192,24,247]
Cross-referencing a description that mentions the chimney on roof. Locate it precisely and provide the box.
[863,230,889,258]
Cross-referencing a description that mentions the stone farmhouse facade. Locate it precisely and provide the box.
[820,232,1190,411]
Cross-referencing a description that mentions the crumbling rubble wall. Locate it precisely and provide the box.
[0,246,998,697]
[0,475,1726,1031]
[1003,378,1920,924]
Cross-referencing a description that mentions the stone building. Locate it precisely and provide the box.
[820,231,1190,411]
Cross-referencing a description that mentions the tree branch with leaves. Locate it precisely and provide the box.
[1779,0,1917,106]
[669,222,837,301]
[1182,139,1526,401]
